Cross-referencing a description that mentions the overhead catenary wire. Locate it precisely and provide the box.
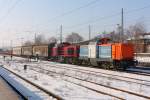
[37,0,100,28]
[64,4,150,31]
[0,0,9,14]
[24,0,100,38]
[27,1,150,38]
[9,2,150,42]
[29,2,150,40]
[0,0,22,25]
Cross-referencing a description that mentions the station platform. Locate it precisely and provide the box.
[0,76,20,100]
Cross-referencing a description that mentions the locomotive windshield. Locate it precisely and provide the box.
[99,46,111,58]
[79,46,88,57]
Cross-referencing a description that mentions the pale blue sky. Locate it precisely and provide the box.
[0,0,150,47]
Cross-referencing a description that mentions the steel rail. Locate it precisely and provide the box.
[1,65,64,100]
[29,66,150,99]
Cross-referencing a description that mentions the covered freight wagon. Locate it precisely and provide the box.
[12,47,22,56]
[22,46,33,57]
[32,45,48,58]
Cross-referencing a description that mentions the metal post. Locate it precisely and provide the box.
[21,38,24,46]
[117,24,121,42]
[2,40,4,49]
[60,25,62,43]
[121,8,124,42]
[89,25,91,40]
[10,40,13,60]
[34,33,37,44]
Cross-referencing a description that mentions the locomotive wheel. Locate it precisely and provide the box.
[77,60,82,65]
[87,61,91,66]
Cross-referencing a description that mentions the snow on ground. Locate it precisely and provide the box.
[3,64,116,100]
[0,55,150,99]
[25,61,150,98]
[0,57,118,100]
[0,67,52,100]
[51,62,150,82]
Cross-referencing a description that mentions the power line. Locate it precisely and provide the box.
[47,3,150,36]
[0,0,9,14]
[64,4,150,31]
[19,2,150,39]
[125,4,150,14]
[0,0,22,25]
[37,0,100,27]
[65,12,120,30]
[57,0,99,17]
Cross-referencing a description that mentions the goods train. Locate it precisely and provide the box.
[12,38,136,70]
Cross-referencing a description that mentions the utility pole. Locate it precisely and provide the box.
[121,8,124,42]
[10,40,13,56]
[89,25,91,40]
[10,40,13,49]
[60,25,62,43]
[21,38,24,46]
[34,33,37,44]
[2,40,4,49]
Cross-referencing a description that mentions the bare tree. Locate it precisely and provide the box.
[65,32,83,43]
[23,40,33,46]
[35,34,46,45]
[94,31,126,43]
[126,22,147,53]
[48,37,57,43]
[126,22,146,39]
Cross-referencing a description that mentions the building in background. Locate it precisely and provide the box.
[127,33,150,53]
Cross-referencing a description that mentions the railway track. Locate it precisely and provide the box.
[2,54,150,76]
[33,61,150,84]
[27,63,150,99]
[1,56,150,99]
[0,65,64,100]
[29,67,124,100]
[1,62,124,100]
[2,55,150,85]
[126,70,150,76]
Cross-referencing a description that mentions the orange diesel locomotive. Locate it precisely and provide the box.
[79,38,135,70]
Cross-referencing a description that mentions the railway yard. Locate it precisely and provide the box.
[1,0,150,100]
[0,55,150,100]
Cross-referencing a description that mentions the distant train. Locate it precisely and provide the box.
[12,38,136,70]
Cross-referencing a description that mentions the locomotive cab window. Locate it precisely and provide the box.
[99,46,111,58]
[67,48,74,55]
[79,47,88,57]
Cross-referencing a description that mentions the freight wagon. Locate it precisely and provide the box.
[12,47,22,56]
[22,46,33,57]
[32,45,48,59]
